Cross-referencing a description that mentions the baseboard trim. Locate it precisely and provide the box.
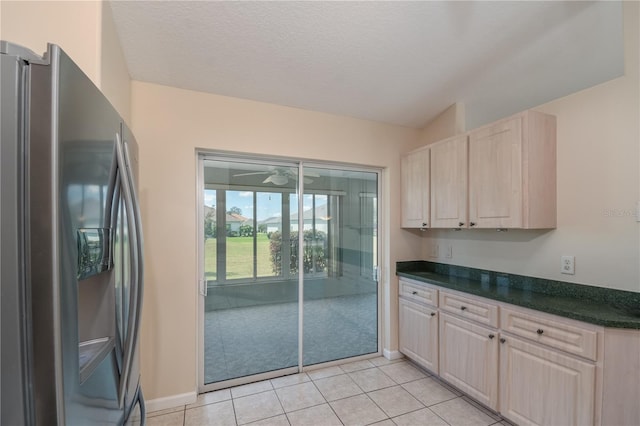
[145,391,197,413]
[382,349,404,360]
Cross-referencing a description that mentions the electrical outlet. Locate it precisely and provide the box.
[561,256,575,275]
[430,244,439,259]
[445,245,453,259]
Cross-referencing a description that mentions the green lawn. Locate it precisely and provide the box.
[205,234,273,281]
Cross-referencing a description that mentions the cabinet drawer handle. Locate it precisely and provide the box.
[460,306,467,311]
[430,312,436,317]
[500,338,506,344]
[412,291,418,295]
[536,329,544,335]
[488,334,495,339]
[422,222,427,227]
[470,222,477,227]
[458,222,464,227]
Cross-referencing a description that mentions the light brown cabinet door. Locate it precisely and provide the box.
[401,148,429,228]
[469,117,523,228]
[399,298,438,373]
[439,313,498,410]
[430,135,468,228]
[499,335,595,426]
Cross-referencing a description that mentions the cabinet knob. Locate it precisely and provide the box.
[422,222,427,227]
[500,338,506,344]
[430,312,436,317]
[458,222,464,227]
[412,291,418,295]
[536,329,544,335]
[460,306,467,311]
[470,222,477,227]
[488,334,495,339]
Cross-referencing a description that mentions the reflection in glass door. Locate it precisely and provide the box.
[199,156,379,390]
[201,159,299,385]
[301,167,378,366]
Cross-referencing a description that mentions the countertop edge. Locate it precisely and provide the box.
[397,272,640,330]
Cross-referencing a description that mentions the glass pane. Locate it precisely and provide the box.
[289,193,299,278]
[204,189,217,281]
[303,167,379,366]
[256,192,281,277]
[225,190,253,280]
[203,159,298,384]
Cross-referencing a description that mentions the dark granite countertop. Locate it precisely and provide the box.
[397,261,640,329]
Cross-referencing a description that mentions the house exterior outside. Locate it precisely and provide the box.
[204,205,251,234]
[259,204,328,234]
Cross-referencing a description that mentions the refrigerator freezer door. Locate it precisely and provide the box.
[28,44,129,425]
[1,44,33,426]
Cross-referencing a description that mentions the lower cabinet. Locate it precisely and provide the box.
[398,279,639,425]
[399,297,438,373]
[439,312,499,410]
[499,335,595,426]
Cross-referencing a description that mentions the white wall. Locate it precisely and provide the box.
[0,1,102,84]
[99,1,132,124]
[420,2,639,292]
[130,81,422,400]
[418,102,466,147]
[0,0,131,123]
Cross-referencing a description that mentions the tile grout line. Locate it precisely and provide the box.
[230,392,239,426]
[363,373,428,422]
[306,374,346,424]
[378,362,457,426]
[387,405,450,426]
[358,365,397,423]
[271,381,291,424]
[300,364,391,424]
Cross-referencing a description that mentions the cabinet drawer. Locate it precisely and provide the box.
[399,280,438,307]
[439,290,499,328]
[501,306,598,361]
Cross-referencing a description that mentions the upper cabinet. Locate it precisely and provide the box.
[401,147,430,228]
[430,135,468,229]
[401,109,556,230]
[468,110,556,229]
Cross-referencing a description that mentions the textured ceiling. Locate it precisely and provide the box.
[109,1,623,129]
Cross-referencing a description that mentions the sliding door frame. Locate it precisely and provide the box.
[196,150,384,393]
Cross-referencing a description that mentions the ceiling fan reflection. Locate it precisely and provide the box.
[233,168,319,186]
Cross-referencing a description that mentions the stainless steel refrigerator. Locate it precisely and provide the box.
[1,42,145,425]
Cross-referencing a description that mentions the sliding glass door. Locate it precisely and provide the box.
[301,166,379,366]
[201,159,300,385]
[199,155,379,390]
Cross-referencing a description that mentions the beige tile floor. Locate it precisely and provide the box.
[143,357,513,426]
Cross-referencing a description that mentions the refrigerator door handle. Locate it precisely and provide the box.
[114,132,141,408]
[104,144,120,268]
[123,137,144,390]
[110,177,124,373]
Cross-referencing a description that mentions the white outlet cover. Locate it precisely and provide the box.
[561,255,575,275]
